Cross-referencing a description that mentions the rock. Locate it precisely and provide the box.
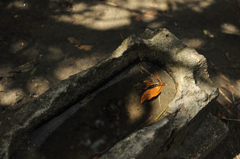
[0,28,224,159]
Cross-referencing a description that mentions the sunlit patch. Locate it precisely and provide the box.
[47,46,65,60]
[72,3,87,12]
[182,38,205,49]
[6,1,29,9]
[9,40,29,54]
[0,89,25,106]
[148,21,166,29]
[27,76,50,96]
[221,23,240,35]
[52,4,131,30]
[54,56,101,80]
[125,92,145,124]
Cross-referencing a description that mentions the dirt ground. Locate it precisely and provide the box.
[1,0,240,158]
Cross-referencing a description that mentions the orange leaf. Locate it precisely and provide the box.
[141,86,163,104]
[145,11,157,17]
[134,16,143,22]
[78,45,93,51]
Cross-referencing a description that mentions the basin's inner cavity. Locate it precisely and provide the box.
[16,62,176,159]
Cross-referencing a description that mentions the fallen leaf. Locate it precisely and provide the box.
[78,45,93,51]
[141,85,164,104]
[145,10,157,17]
[45,80,49,83]
[134,16,143,22]
[14,15,18,18]
[41,25,45,28]
[68,37,79,45]
[140,69,167,104]
[34,83,41,87]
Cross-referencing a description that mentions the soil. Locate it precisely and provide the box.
[1,0,240,158]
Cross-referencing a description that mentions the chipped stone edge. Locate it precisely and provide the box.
[0,28,218,159]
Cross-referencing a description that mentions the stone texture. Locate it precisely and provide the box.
[0,28,224,159]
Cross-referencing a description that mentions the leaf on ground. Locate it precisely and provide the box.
[145,10,157,17]
[77,45,93,51]
[203,29,214,38]
[34,83,41,87]
[141,86,164,104]
[134,16,144,22]
[30,67,37,76]
[67,37,79,45]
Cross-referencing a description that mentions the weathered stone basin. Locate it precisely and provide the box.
[0,28,228,159]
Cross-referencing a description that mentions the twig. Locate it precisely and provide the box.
[219,116,240,122]
[208,60,230,82]
[65,57,81,69]
[219,88,233,104]
[140,66,155,82]
[141,101,171,127]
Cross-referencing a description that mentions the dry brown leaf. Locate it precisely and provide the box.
[145,10,157,17]
[67,37,79,45]
[78,45,93,51]
[134,16,143,22]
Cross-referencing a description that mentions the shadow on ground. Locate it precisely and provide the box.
[0,0,240,158]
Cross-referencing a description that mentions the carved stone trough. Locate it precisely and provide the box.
[0,28,228,159]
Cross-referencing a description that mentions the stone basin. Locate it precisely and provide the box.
[0,28,227,159]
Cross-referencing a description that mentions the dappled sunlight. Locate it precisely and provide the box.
[147,21,167,29]
[0,88,25,106]
[53,3,131,30]
[6,0,29,10]
[221,23,240,35]
[182,38,206,49]
[53,55,102,80]
[47,46,65,60]
[125,91,145,124]
[168,0,215,12]
[186,0,215,12]
[27,76,50,96]
[9,40,29,54]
